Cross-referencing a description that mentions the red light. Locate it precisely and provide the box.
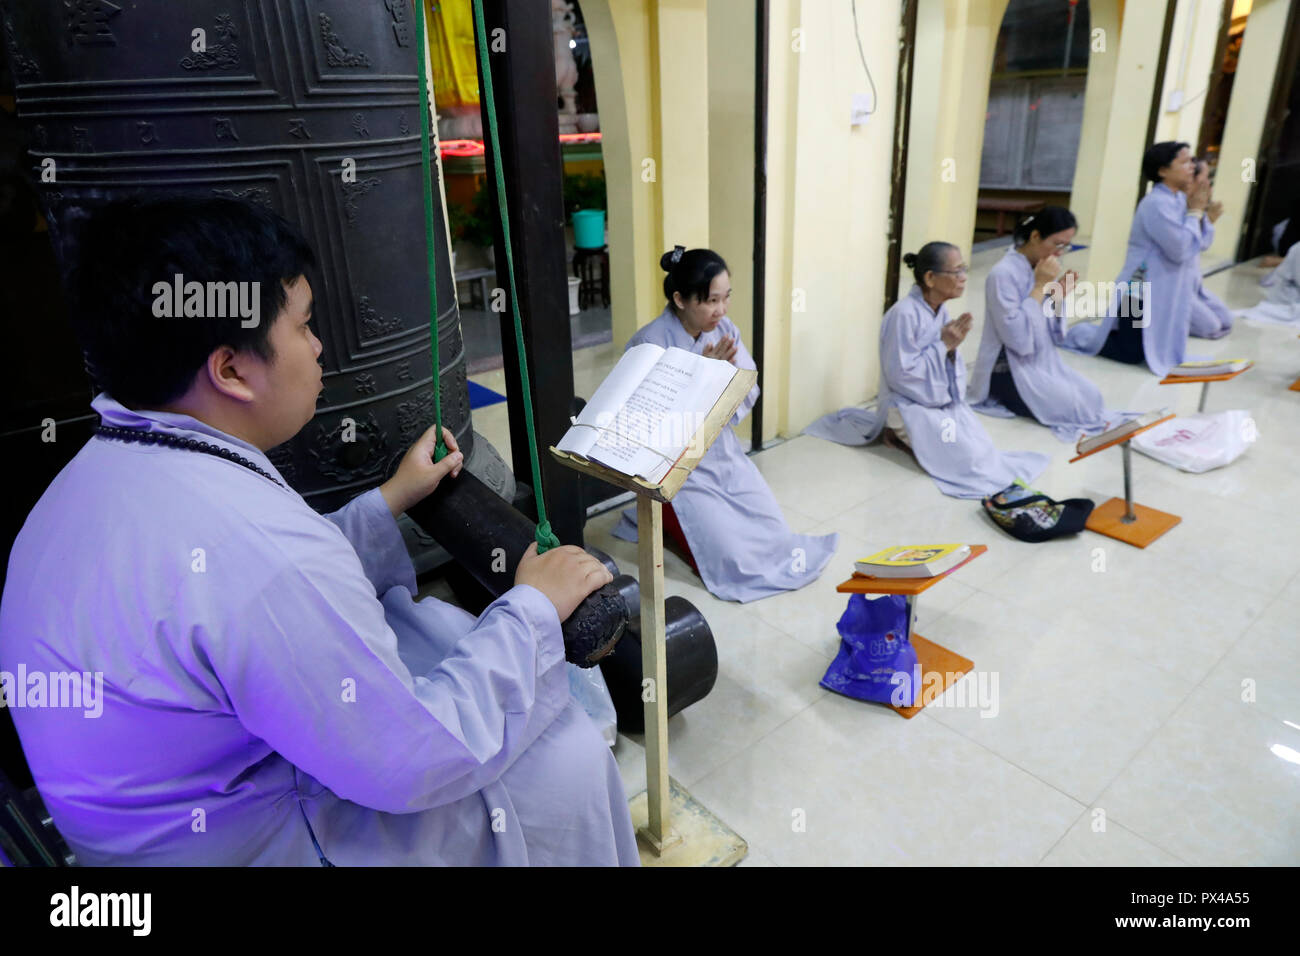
[437,132,601,158]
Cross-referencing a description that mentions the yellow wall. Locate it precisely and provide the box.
[1070,0,1122,241]
[775,0,902,437]
[1209,0,1290,260]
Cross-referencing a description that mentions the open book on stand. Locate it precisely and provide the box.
[1075,408,1170,456]
[556,343,749,485]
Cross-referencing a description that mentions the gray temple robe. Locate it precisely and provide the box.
[805,284,1048,498]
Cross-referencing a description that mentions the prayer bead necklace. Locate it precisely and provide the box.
[94,423,287,489]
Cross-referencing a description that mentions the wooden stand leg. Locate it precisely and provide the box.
[636,496,678,853]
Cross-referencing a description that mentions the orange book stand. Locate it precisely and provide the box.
[1069,415,1180,548]
[834,545,985,718]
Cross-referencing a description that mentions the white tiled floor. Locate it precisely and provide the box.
[569,253,1300,866]
[461,251,1299,865]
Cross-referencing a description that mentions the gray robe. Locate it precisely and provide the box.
[969,248,1114,442]
[805,285,1048,498]
[612,307,839,602]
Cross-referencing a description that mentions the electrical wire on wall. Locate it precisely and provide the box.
[851,0,878,116]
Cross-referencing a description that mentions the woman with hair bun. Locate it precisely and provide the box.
[806,241,1047,498]
[610,246,838,603]
[1065,141,1207,374]
[968,206,1116,441]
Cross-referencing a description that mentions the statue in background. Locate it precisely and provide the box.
[553,0,580,133]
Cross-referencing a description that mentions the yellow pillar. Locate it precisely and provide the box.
[1070,0,1122,240]
[900,0,1007,296]
[656,0,710,260]
[1209,0,1291,260]
[1153,0,1222,148]
[760,0,800,441]
[583,0,710,349]
[707,0,756,348]
[583,0,655,350]
[1079,0,1174,286]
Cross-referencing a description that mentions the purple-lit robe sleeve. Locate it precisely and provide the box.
[882,305,961,407]
[1142,193,1203,264]
[220,522,570,814]
[325,487,417,597]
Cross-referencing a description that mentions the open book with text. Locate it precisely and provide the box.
[556,343,742,484]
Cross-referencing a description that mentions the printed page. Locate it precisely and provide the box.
[590,347,737,483]
[556,343,665,458]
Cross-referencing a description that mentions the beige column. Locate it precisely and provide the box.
[584,0,711,348]
[1079,0,1175,286]
[655,0,711,261]
[1153,0,1222,148]
[1069,0,1122,240]
[759,0,801,441]
[900,0,1007,282]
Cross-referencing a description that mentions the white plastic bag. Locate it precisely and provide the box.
[1131,409,1256,473]
[567,662,618,747]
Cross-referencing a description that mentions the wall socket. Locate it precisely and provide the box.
[851,93,872,127]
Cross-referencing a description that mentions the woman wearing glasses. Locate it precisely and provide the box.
[807,241,1047,498]
[1065,141,1207,375]
[968,207,1114,441]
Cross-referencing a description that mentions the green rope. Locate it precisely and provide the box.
[469,0,561,553]
[414,0,448,462]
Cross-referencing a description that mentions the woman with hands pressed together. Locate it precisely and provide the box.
[806,241,1048,498]
[1065,141,1207,374]
[610,246,838,602]
[968,206,1116,441]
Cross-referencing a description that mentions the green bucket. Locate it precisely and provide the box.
[572,209,606,249]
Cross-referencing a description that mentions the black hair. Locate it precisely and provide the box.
[1142,141,1189,183]
[902,241,959,286]
[68,195,317,408]
[1012,205,1078,246]
[661,246,728,304]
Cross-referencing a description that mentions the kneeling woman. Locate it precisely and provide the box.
[968,206,1114,441]
[611,247,838,603]
[1065,141,1206,375]
[806,242,1048,498]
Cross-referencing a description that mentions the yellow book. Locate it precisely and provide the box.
[854,544,970,578]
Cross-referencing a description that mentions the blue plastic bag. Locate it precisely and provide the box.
[820,593,919,707]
